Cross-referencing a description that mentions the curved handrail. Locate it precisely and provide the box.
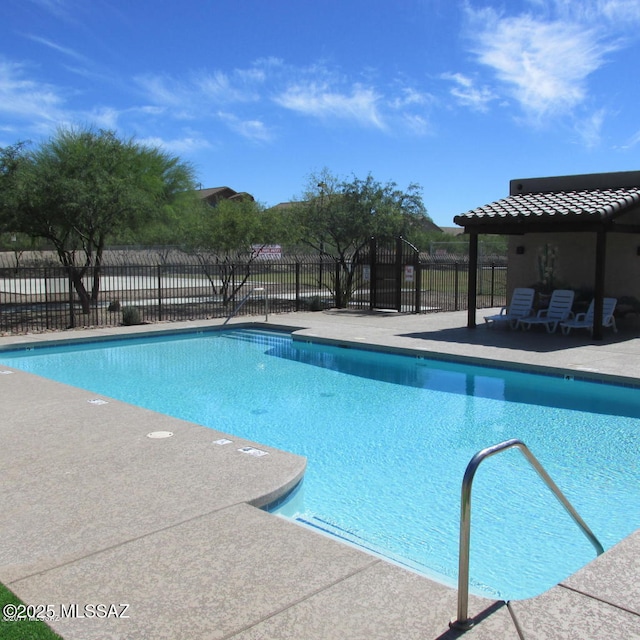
[223,287,268,325]
[451,438,604,630]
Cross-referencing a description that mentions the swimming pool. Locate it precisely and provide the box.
[1,328,638,600]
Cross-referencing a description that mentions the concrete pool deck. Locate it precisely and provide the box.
[0,309,639,639]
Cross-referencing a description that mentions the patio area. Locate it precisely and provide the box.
[1,309,639,639]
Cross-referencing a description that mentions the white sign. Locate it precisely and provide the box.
[251,245,282,260]
[362,265,371,282]
[404,265,415,282]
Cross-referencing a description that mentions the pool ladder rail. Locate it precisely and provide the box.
[451,438,604,631]
[223,287,269,325]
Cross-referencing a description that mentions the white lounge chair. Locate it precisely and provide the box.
[484,287,535,329]
[517,289,575,333]
[560,298,618,335]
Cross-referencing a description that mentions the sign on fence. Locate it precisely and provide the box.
[404,265,414,283]
[251,245,282,260]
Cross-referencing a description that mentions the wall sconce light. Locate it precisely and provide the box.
[516,246,525,255]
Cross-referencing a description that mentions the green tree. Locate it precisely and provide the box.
[289,169,430,307]
[0,142,26,232]
[0,127,197,313]
[180,197,288,306]
[0,143,38,268]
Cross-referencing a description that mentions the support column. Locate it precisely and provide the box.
[593,230,607,340]
[467,232,478,328]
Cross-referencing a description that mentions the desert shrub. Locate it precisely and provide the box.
[122,306,142,325]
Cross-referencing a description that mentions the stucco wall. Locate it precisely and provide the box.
[507,232,640,302]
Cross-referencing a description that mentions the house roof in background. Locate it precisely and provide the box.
[454,171,640,233]
[197,187,255,203]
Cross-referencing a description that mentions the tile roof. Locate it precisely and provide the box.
[454,187,640,227]
[197,186,255,203]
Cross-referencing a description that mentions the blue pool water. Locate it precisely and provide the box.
[1,328,638,600]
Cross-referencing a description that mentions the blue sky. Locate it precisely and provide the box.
[2,0,640,227]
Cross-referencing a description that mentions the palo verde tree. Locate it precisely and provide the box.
[0,127,197,313]
[0,142,38,268]
[289,169,430,307]
[179,196,289,306]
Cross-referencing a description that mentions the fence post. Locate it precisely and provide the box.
[369,237,377,310]
[393,237,400,312]
[295,261,301,311]
[44,267,50,330]
[454,262,460,311]
[414,261,422,313]
[157,265,163,321]
[67,268,75,329]
[490,263,495,307]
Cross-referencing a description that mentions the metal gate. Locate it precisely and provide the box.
[368,237,420,312]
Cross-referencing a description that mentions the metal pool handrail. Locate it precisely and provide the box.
[223,287,268,325]
[451,438,604,630]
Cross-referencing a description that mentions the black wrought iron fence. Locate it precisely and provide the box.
[0,258,507,334]
[417,260,507,313]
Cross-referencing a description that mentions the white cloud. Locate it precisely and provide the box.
[135,70,276,143]
[458,0,640,134]
[573,108,606,148]
[469,10,611,120]
[0,60,68,125]
[135,74,192,110]
[619,128,640,149]
[25,34,89,63]
[136,59,435,138]
[84,106,120,130]
[217,112,274,143]
[0,52,432,144]
[0,58,184,142]
[401,113,432,136]
[274,82,385,129]
[441,72,497,112]
[389,86,432,109]
[547,0,640,25]
[137,135,213,155]
[196,70,260,103]
[137,65,264,114]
